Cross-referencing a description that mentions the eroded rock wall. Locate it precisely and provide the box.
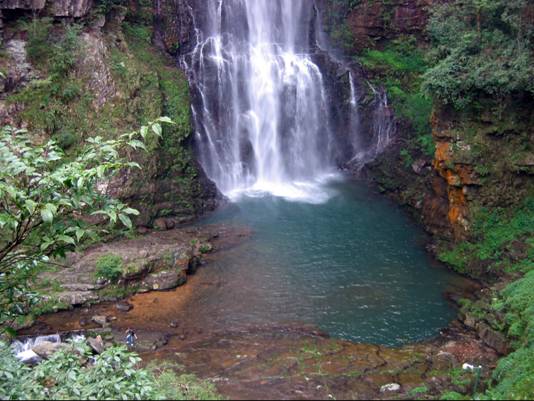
[0,0,93,17]
[0,0,220,229]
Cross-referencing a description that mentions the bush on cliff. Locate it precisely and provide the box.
[423,0,534,108]
[360,37,434,157]
[438,197,534,276]
[474,271,534,399]
[0,119,169,329]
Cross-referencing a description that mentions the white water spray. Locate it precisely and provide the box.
[182,0,337,203]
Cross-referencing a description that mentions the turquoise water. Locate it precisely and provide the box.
[199,180,464,346]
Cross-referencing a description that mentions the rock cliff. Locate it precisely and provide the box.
[0,0,220,229]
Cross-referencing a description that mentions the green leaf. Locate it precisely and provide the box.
[123,208,140,216]
[58,235,76,245]
[108,210,117,223]
[151,123,162,137]
[75,228,85,242]
[40,239,54,251]
[97,165,106,178]
[45,203,57,215]
[158,116,173,124]
[118,214,133,229]
[140,126,148,139]
[41,208,54,223]
[24,199,37,215]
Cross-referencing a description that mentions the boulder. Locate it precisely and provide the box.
[141,270,187,291]
[477,323,509,355]
[91,315,109,327]
[88,335,105,354]
[32,341,64,359]
[18,349,41,365]
[432,351,457,371]
[412,158,428,175]
[380,383,401,393]
[115,302,133,312]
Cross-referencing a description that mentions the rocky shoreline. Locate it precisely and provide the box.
[13,218,501,400]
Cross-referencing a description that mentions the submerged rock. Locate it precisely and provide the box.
[91,315,109,327]
[115,302,133,312]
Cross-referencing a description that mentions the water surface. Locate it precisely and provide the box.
[198,180,464,346]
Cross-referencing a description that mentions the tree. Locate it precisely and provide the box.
[0,118,171,326]
[422,0,534,108]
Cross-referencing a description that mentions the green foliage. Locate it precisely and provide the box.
[149,362,223,400]
[24,18,54,67]
[408,385,428,396]
[438,198,534,275]
[485,346,534,400]
[423,0,534,108]
[361,38,434,158]
[0,119,168,327]
[24,19,81,76]
[95,254,124,283]
[400,148,414,168]
[360,44,427,75]
[94,0,127,15]
[494,270,534,346]
[331,21,356,51]
[0,339,220,400]
[440,391,469,400]
[10,23,88,143]
[123,22,152,44]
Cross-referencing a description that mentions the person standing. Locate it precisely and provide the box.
[125,328,137,348]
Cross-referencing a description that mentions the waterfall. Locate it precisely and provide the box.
[11,334,61,362]
[182,0,337,203]
[348,84,395,169]
[181,0,395,201]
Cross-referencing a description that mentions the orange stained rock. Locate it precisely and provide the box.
[434,142,452,164]
[447,187,469,236]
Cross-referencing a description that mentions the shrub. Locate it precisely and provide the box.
[360,38,434,156]
[438,198,534,275]
[486,346,534,400]
[0,339,221,400]
[24,18,53,67]
[95,254,124,283]
[423,0,534,108]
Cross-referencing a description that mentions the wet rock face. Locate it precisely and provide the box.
[47,0,93,17]
[77,31,116,109]
[0,0,46,10]
[428,101,534,240]
[0,0,92,17]
[346,0,433,49]
[153,0,194,55]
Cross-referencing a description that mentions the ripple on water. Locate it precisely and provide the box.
[197,179,465,346]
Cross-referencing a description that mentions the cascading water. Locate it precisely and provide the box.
[348,82,395,169]
[181,0,396,202]
[11,334,61,362]
[182,0,337,203]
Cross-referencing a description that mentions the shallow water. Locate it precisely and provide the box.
[197,180,465,346]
